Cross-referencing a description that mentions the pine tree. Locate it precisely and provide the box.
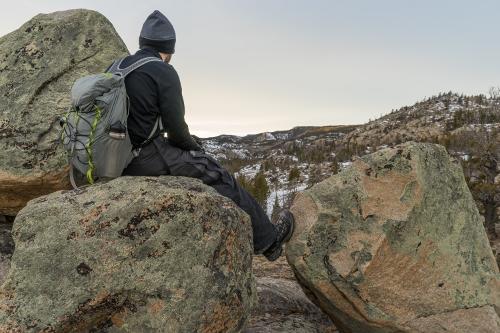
[288,167,300,182]
[307,165,322,187]
[331,159,340,175]
[271,193,281,222]
[236,174,253,193]
[252,171,269,209]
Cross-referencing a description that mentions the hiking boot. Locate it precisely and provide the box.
[263,209,295,261]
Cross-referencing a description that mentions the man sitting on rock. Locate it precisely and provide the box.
[115,10,294,261]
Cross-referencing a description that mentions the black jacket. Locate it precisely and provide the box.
[115,48,201,151]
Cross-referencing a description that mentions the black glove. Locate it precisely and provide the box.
[192,135,203,147]
[191,135,205,152]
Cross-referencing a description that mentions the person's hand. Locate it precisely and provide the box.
[192,135,204,147]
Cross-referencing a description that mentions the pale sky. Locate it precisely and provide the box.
[1,1,499,137]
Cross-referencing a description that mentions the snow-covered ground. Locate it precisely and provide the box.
[203,139,251,160]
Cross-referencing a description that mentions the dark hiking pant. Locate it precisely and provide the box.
[123,136,277,253]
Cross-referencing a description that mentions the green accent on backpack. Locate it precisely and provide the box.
[85,105,102,184]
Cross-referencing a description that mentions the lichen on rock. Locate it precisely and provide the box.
[0,221,14,286]
[0,176,256,332]
[0,9,129,215]
[286,142,500,333]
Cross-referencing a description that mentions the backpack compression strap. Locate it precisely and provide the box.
[107,56,163,77]
[131,116,163,158]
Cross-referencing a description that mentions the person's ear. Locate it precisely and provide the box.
[160,53,172,63]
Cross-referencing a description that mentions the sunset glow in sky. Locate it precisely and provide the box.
[1,0,499,136]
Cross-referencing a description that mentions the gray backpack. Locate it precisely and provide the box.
[60,56,163,188]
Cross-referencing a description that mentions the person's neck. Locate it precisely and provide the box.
[138,47,161,58]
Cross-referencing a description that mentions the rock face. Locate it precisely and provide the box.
[0,176,255,332]
[286,142,500,333]
[0,221,14,286]
[246,257,337,333]
[0,9,129,215]
[245,277,337,333]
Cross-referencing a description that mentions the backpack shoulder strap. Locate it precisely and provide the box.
[106,58,122,74]
[108,57,163,78]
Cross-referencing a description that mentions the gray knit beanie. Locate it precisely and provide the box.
[139,10,176,54]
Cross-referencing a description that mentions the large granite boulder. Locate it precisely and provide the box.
[0,176,255,332]
[286,142,500,333]
[0,9,129,216]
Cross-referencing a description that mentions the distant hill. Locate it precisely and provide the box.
[344,92,499,147]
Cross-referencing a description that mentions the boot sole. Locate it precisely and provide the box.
[283,213,295,243]
[265,246,283,262]
[264,213,295,261]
